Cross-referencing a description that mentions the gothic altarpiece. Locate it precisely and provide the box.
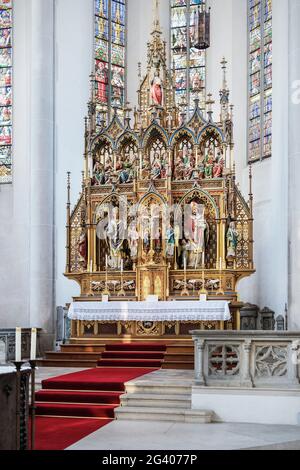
[65,14,255,338]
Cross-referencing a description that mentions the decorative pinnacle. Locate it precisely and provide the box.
[206,93,215,121]
[124,101,132,118]
[138,62,142,81]
[89,72,95,101]
[124,101,132,127]
[67,172,71,204]
[221,57,228,90]
[152,0,161,33]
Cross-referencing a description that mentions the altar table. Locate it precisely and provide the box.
[68,300,231,322]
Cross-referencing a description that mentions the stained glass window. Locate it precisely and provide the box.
[170,0,206,114]
[248,0,272,162]
[94,0,126,128]
[0,0,12,183]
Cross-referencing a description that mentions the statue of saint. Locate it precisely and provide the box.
[204,144,214,179]
[213,151,224,178]
[128,223,139,259]
[93,161,106,185]
[151,71,163,106]
[185,202,208,269]
[116,153,134,184]
[166,225,175,258]
[105,206,124,270]
[226,221,238,258]
[151,157,162,179]
[78,229,87,267]
[142,153,151,179]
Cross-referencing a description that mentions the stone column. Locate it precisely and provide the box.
[241,340,253,388]
[288,0,300,330]
[29,0,55,349]
[194,338,206,386]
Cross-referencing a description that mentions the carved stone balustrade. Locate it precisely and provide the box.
[191,331,300,389]
[0,329,42,363]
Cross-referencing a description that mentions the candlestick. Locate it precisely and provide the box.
[181,255,189,297]
[216,257,224,296]
[12,360,26,450]
[15,327,21,362]
[29,360,37,450]
[118,259,125,297]
[103,254,110,296]
[30,328,37,361]
[199,269,208,297]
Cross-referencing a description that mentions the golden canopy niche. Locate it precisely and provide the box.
[64,11,255,338]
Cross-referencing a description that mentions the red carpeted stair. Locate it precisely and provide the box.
[34,366,158,450]
[97,342,167,368]
[35,389,121,404]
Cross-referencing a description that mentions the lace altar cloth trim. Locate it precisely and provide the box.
[68,301,231,322]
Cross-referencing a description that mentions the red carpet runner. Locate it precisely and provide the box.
[34,363,160,450]
[97,342,167,368]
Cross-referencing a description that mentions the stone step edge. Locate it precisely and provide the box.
[125,383,192,392]
[120,393,191,402]
[115,406,213,422]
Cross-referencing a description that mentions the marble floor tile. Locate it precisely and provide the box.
[67,420,300,451]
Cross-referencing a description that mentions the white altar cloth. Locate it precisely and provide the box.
[68,301,230,322]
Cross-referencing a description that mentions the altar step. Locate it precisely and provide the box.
[97,343,166,368]
[115,406,213,423]
[115,378,212,423]
[61,343,107,352]
[120,392,191,409]
[37,341,195,370]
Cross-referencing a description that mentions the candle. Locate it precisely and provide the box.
[183,256,187,271]
[121,259,123,273]
[219,257,222,271]
[15,327,21,362]
[90,259,93,272]
[30,328,37,360]
[105,255,108,269]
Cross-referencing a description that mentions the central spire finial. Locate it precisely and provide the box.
[153,0,161,33]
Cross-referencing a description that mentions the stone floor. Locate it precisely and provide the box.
[67,420,300,450]
[34,367,300,450]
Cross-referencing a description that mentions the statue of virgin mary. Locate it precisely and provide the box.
[151,71,163,106]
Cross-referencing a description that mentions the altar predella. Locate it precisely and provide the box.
[65,5,255,338]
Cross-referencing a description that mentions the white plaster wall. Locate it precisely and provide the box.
[193,388,300,425]
[288,0,300,331]
[206,0,289,321]
[54,0,93,307]
[0,0,53,330]
[238,0,289,321]
[206,0,233,114]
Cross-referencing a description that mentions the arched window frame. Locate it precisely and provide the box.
[0,0,13,184]
[94,0,127,128]
[248,0,272,163]
[170,0,207,116]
